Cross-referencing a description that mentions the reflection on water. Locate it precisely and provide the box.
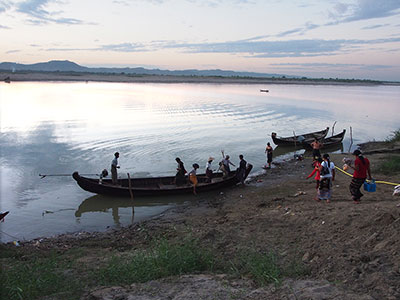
[74,194,188,226]
[1,82,399,242]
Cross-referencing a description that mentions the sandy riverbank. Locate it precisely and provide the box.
[2,71,398,86]
[1,143,399,299]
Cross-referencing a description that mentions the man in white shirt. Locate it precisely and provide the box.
[111,152,120,185]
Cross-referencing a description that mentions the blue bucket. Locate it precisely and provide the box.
[363,180,376,192]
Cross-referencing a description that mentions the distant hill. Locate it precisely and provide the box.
[0,60,294,78]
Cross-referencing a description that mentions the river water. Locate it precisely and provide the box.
[1,82,399,242]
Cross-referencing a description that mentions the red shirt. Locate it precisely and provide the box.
[307,162,321,180]
[353,157,370,179]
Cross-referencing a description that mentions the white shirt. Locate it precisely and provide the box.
[111,157,118,168]
[206,161,212,171]
[321,161,335,178]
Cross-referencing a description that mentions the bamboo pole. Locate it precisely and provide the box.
[348,127,353,152]
[127,173,134,200]
[332,121,337,136]
[39,173,99,179]
[293,131,297,148]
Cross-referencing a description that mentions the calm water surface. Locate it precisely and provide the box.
[1,82,399,242]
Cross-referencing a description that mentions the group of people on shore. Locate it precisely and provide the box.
[307,149,372,204]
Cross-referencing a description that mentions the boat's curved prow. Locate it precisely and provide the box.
[72,171,80,181]
[244,164,253,180]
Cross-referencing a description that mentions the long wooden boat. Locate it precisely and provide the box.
[302,129,346,150]
[73,165,252,197]
[271,127,329,146]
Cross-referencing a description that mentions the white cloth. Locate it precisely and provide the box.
[111,157,118,168]
[321,161,335,179]
[206,161,212,171]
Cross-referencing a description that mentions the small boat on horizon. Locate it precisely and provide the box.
[271,127,329,147]
[72,165,253,197]
[260,89,269,92]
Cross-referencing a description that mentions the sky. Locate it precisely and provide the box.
[0,0,400,81]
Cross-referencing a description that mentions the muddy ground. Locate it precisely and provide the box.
[3,148,400,299]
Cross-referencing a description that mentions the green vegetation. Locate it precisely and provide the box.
[1,251,82,300]
[1,237,308,299]
[231,251,281,285]
[95,237,216,286]
[386,129,400,143]
[377,155,400,175]
[229,250,309,286]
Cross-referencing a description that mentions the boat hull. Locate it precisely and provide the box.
[73,165,252,197]
[271,127,329,146]
[302,129,346,150]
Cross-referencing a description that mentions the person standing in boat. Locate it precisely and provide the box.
[175,157,187,186]
[237,154,247,184]
[311,138,323,159]
[189,163,200,194]
[220,150,235,178]
[265,142,273,169]
[348,150,372,204]
[111,152,120,185]
[205,157,214,182]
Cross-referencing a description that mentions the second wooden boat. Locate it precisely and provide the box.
[302,129,346,150]
[271,127,329,146]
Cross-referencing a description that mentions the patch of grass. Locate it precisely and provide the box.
[1,252,82,300]
[240,251,281,285]
[385,129,400,143]
[94,237,216,286]
[229,250,309,286]
[377,156,400,175]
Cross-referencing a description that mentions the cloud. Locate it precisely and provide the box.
[45,42,149,52]
[0,0,11,13]
[162,39,358,57]
[276,22,320,37]
[16,0,85,25]
[42,37,400,58]
[6,49,20,54]
[99,43,148,52]
[327,0,400,24]
[278,1,400,38]
[0,24,10,29]
[362,24,390,30]
[270,62,393,72]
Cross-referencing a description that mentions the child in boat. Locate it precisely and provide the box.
[205,157,214,182]
[307,156,322,200]
[189,163,200,195]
